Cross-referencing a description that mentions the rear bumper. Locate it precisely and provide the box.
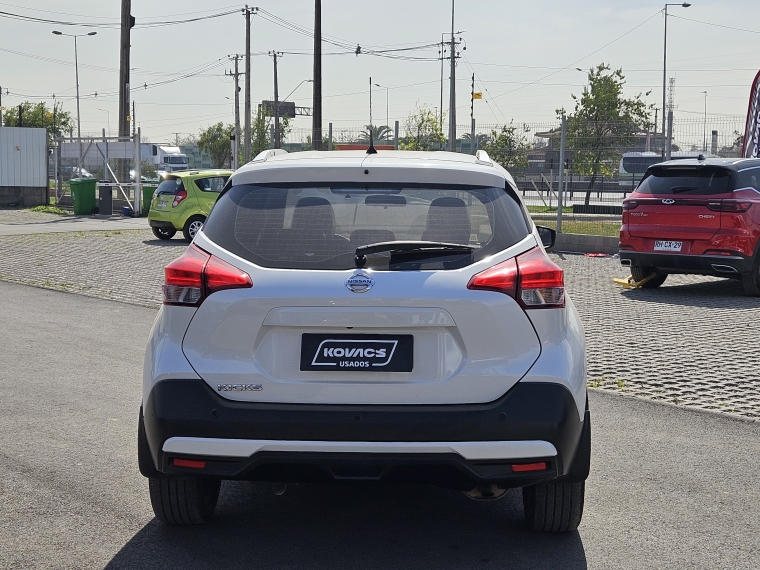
[148,219,178,231]
[142,380,588,490]
[619,251,752,276]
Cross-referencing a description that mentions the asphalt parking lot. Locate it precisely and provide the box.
[0,220,757,419]
[2,281,758,569]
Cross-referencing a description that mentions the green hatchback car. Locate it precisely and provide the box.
[148,170,233,242]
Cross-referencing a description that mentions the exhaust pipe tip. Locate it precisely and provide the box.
[463,484,509,501]
[620,259,632,266]
[711,264,739,274]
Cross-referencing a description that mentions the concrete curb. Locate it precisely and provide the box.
[549,232,619,255]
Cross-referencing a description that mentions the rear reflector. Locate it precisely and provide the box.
[164,244,252,306]
[511,462,547,473]
[172,458,206,469]
[468,247,564,309]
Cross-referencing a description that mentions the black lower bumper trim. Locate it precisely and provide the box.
[148,220,176,231]
[143,380,587,489]
[619,251,751,275]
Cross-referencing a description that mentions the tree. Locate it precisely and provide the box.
[198,122,233,168]
[400,104,445,151]
[359,124,392,143]
[558,63,653,204]
[2,101,73,144]
[480,122,530,170]
[251,105,293,158]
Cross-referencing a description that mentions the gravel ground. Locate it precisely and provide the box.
[0,226,757,420]
[0,207,74,222]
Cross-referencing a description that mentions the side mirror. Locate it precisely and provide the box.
[536,225,556,249]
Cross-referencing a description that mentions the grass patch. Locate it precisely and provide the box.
[526,205,572,214]
[536,219,621,237]
[26,205,70,215]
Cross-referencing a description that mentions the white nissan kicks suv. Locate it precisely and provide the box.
[140,149,590,532]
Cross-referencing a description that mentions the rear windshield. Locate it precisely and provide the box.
[637,167,732,195]
[155,177,184,195]
[202,184,530,271]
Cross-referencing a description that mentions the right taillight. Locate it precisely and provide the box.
[467,247,565,309]
[707,200,752,213]
[163,245,252,306]
[172,190,188,208]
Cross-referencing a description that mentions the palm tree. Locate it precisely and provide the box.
[358,124,393,143]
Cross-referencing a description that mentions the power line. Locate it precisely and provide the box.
[0,8,240,29]
[669,14,760,35]
[488,9,662,101]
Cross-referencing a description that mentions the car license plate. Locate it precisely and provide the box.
[157,200,168,208]
[654,240,682,252]
[300,334,413,372]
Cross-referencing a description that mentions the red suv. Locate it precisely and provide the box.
[619,158,760,295]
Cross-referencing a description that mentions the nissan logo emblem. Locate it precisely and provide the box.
[662,199,675,205]
[345,271,374,293]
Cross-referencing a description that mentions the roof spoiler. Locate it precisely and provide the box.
[475,150,493,165]
[252,149,289,163]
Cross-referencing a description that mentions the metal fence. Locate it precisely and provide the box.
[280,116,745,237]
[48,132,149,215]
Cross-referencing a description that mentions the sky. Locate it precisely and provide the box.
[1,0,758,144]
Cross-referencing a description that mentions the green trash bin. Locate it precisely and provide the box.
[69,178,97,215]
[141,185,157,216]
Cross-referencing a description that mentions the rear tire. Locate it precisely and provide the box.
[183,215,205,243]
[742,255,760,296]
[152,226,176,240]
[148,476,221,525]
[631,266,667,288]
[523,481,585,532]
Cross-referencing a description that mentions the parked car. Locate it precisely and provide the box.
[139,149,590,531]
[147,170,232,242]
[60,166,95,181]
[619,157,760,294]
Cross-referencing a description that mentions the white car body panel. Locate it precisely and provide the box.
[179,232,543,406]
[162,437,558,461]
[142,305,200,406]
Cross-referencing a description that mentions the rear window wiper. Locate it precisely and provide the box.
[671,186,699,193]
[354,241,475,268]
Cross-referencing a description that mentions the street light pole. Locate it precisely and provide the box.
[53,30,96,175]
[702,90,708,152]
[662,2,691,158]
[98,108,110,137]
[374,83,389,140]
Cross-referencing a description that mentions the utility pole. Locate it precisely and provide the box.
[173,133,182,146]
[118,0,133,142]
[470,73,476,154]
[448,0,456,152]
[132,100,136,137]
[0,86,3,127]
[225,55,242,165]
[244,6,253,162]
[271,51,282,149]
[312,0,322,150]
[666,77,675,160]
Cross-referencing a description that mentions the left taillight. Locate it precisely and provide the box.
[163,244,252,306]
[467,247,565,309]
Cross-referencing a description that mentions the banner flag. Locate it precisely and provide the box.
[742,70,760,158]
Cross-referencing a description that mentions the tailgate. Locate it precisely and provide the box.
[181,256,542,406]
[627,197,722,239]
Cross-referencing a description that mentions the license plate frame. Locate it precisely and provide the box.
[654,240,683,252]
[300,333,413,372]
